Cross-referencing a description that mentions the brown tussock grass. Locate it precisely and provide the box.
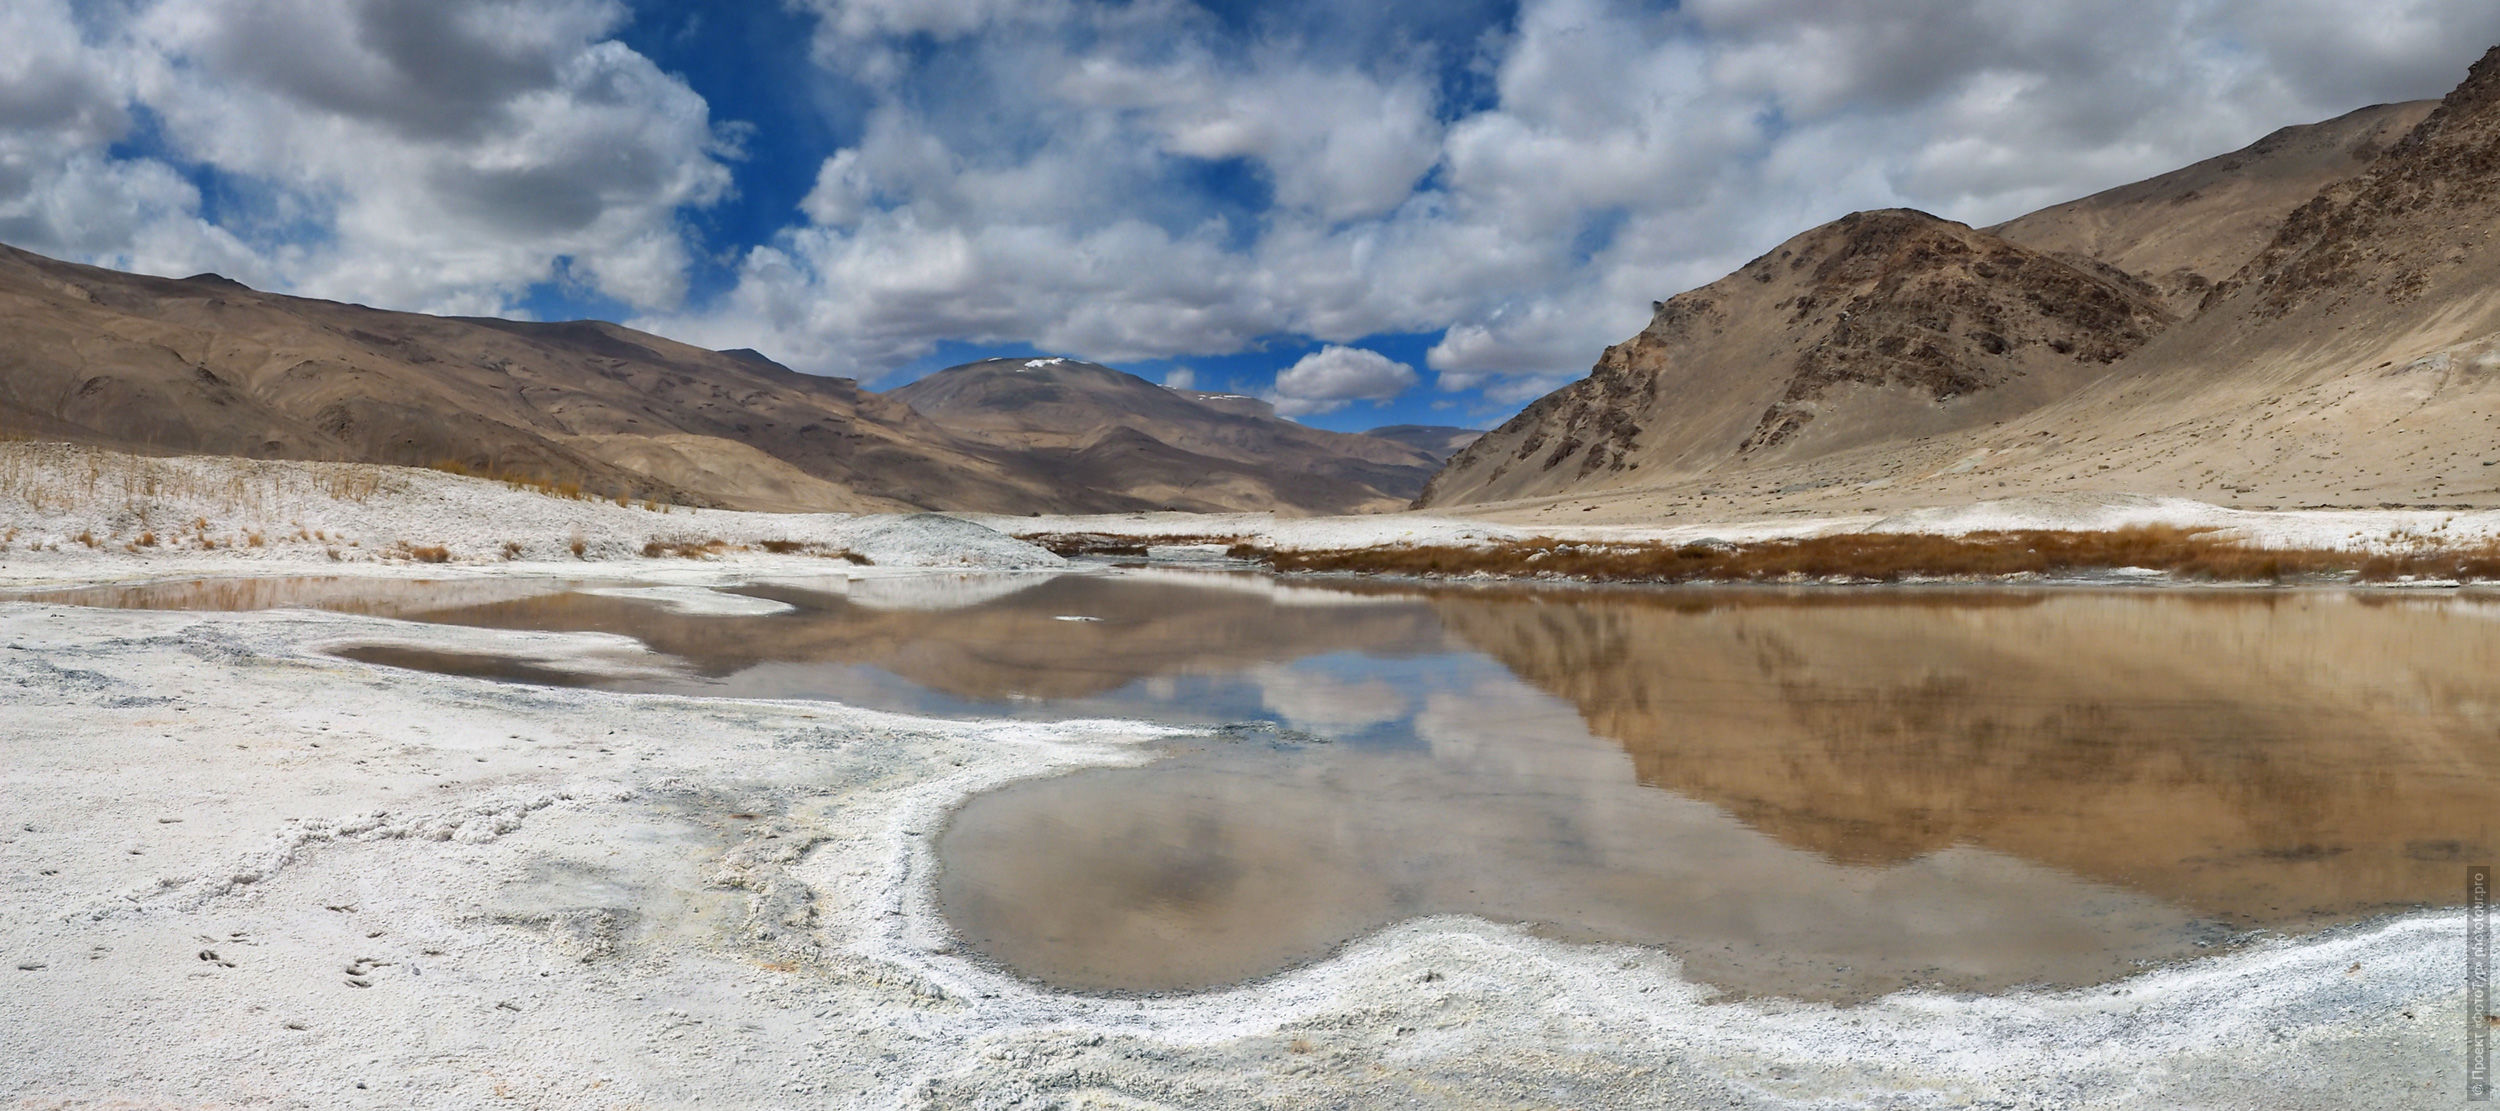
[431,458,621,505]
[1016,531,1251,557]
[0,444,385,518]
[642,538,729,559]
[1240,526,2500,584]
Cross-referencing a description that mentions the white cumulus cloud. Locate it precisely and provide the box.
[0,0,736,317]
[1267,345,1418,417]
[655,0,2500,403]
[15,0,2500,415]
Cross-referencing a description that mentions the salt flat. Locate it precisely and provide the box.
[0,445,2482,1107]
[0,581,2471,1108]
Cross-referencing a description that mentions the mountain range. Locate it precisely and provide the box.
[13,44,2500,523]
[1423,51,2500,517]
[891,358,1446,513]
[0,248,1464,515]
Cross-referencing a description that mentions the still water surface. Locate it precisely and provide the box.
[27,570,2500,1000]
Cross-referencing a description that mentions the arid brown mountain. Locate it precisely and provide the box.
[1364,424,1482,463]
[892,357,1443,513]
[1422,46,2500,517]
[0,244,1074,512]
[0,247,1421,515]
[1990,100,2435,312]
[1419,209,2175,505]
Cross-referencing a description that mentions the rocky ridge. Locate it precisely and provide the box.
[1420,44,2500,517]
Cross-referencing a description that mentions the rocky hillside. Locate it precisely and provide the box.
[1420,211,2173,506]
[1420,45,2500,517]
[893,357,1443,514]
[1990,101,2435,312]
[2223,51,2500,322]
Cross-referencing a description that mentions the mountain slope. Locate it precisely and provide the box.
[0,245,1081,512]
[0,247,1442,515]
[1420,210,2173,506]
[892,357,1443,514]
[1365,425,1483,463]
[1990,100,2436,311]
[1419,46,2500,517]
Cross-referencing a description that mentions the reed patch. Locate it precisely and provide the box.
[1016,531,1251,557]
[1235,526,2500,584]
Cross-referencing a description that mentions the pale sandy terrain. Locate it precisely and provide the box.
[0,445,2483,1108]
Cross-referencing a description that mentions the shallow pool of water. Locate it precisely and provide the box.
[24,570,2500,1001]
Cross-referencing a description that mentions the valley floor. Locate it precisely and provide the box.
[0,446,2484,1107]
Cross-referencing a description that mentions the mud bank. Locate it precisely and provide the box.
[0,579,2474,1109]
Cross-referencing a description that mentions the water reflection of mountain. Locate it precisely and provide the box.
[406,571,1446,701]
[1430,589,2500,924]
[44,572,2499,931]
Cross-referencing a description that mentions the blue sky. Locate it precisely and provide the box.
[9,1,2500,434]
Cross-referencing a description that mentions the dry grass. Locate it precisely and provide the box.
[1016,531,1250,557]
[390,543,452,564]
[1239,526,2500,584]
[437,459,683,513]
[753,538,871,563]
[642,538,729,559]
[0,443,385,517]
[430,458,622,506]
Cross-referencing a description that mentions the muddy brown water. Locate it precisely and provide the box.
[20,571,2500,1001]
